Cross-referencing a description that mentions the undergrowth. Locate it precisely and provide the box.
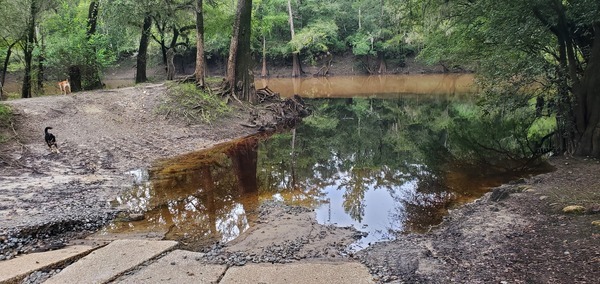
[158,82,231,124]
[0,104,13,143]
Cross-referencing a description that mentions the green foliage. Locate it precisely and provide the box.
[302,102,339,131]
[348,32,375,56]
[448,94,554,168]
[98,0,146,55]
[289,20,342,56]
[253,0,288,37]
[159,83,231,124]
[203,1,235,59]
[415,0,600,156]
[43,1,116,80]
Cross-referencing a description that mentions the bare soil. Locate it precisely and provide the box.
[1,76,599,283]
[359,156,600,283]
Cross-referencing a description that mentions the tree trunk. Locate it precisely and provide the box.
[316,52,332,76]
[574,23,600,156]
[261,36,268,77]
[291,52,302,77]
[166,48,175,80]
[377,53,387,74]
[21,1,36,98]
[1,42,16,100]
[225,0,256,103]
[86,1,99,39]
[163,27,180,74]
[68,65,82,92]
[200,166,217,236]
[194,0,205,87]
[82,1,103,89]
[288,0,302,77]
[153,19,168,68]
[36,26,45,95]
[226,138,258,195]
[136,13,152,83]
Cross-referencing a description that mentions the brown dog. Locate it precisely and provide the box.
[58,79,71,95]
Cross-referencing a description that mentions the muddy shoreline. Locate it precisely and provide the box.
[359,158,600,283]
[1,84,599,283]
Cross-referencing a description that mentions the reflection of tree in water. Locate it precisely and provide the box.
[258,95,546,234]
[110,136,264,250]
[393,172,454,233]
[339,167,368,222]
[258,131,329,207]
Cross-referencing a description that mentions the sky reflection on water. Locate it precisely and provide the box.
[101,75,548,251]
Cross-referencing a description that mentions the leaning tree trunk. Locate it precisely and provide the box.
[136,13,152,83]
[1,42,17,100]
[574,23,600,157]
[194,0,206,87]
[225,0,256,103]
[86,1,99,38]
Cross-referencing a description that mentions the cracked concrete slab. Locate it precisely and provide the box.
[0,245,93,283]
[220,261,375,284]
[44,239,177,284]
[114,250,226,283]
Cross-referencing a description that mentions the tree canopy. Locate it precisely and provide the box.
[0,0,599,158]
[419,0,600,157]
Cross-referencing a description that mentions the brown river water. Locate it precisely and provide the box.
[88,74,548,251]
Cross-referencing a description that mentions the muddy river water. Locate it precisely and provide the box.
[98,74,548,251]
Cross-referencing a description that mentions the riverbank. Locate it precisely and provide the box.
[359,155,600,283]
[0,83,598,283]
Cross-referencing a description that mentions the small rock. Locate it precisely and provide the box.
[539,196,548,201]
[591,220,600,227]
[562,205,586,214]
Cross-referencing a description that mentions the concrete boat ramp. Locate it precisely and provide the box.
[0,239,374,284]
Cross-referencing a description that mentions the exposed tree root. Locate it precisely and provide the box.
[243,89,311,132]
